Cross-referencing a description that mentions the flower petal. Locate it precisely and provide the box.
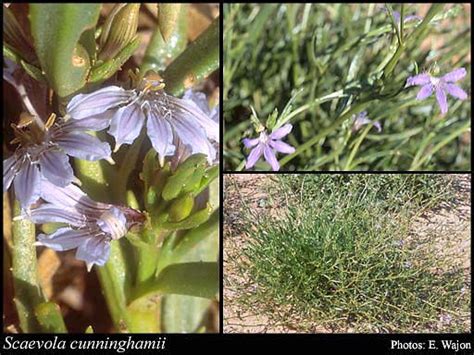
[56,132,112,161]
[76,235,111,270]
[416,84,434,100]
[67,86,133,119]
[435,87,448,115]
[406,73,431,86]
[270,124,293,140]
[3,156,17,192]
[245,144,264,170]
[444,83,468,100]
[172,115,216,163]
[96,207,127,238]
[36,227,91,251]
[442,68,466,83]
[263,146,280,171]
[242,137,259,149]
[146,111,176,163]
[14,162,41,210]
[108,103,145,151]
[182,90,211,114]
[269,140,295,154]
[172,96,219,142]
[62,111,114,132]
[39,150,74,187]
[40,178,110,213]
[28,204,86,226]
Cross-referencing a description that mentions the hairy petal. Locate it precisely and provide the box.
[39,150,74,187]
[96,207,127,239]
[146,111,176,163]
[270,124,293,140]
[269,140,295,154]
[442,68,467,83]
[416,84,434,100]
[242,137,259,149]
[56,132,112,161]
[14,163,41,210]
[444,83,468,100]
[3,156,17,192]
[108,104,145,151]
[406,73,431,86]
[67,86,133,119]
[36,228,92,251]
[245,144,264,170]
[435,87,448,115]
[263,146,280,171]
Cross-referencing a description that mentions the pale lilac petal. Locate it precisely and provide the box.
[172,96,219,142]
[76,236,110,268]
[210,105,219,123]
[28,204,85,226]
[40,179,109,213]
[245,144,264,170]
[172,115,216,163]
[63,111,114,132]
[263,146,280,171]
[67,86,133,119]
[182,90,211,114]
[444,83,468,100]
[108,104,145,151]
[242,137,259,148]
[39,150,74,187]
[96,207,127,237]
[56,132,112,161]
[435,87,448,115]
[404,14,422,22]
[269,140,295,154]
[270,124,293,140]
[407,73,431,86]
[373,121,382,133]
[3,156,17,192]
[146,111,176,162]
[416,84,434,100]
[36,228,92,251]
[442,68,466,83]
[14,163,41,209]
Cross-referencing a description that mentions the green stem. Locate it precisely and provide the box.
[11,200,45,332]
[163,16,219,96]
[343,125,371,170]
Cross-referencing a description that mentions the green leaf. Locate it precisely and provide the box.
[162,16,219,96]
[30,4,101,97]
[131,262,218,302]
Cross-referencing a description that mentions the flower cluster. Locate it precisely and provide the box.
[4,71,218,270]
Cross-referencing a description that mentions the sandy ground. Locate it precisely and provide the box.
[223,174,471,333]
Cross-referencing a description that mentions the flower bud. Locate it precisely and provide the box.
[168,194,194,222]
[99,4,140,61]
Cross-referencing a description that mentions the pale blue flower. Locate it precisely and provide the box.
[352,111,382,133]
[3,117,112,211]
[66,83,218,165]
[407,68,468,115]
[243,124,295,171]
[19,179,144,271]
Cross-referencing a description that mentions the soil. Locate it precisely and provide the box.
[223,174,471,333]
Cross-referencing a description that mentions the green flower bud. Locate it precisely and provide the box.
[162,204,213,230]
[99,4,140,61]
[168,194,195,222]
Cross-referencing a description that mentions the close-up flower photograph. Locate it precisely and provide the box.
[3,3,219,334]
[224,3,471,171]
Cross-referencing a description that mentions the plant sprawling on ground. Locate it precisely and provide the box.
[233,175,470,332]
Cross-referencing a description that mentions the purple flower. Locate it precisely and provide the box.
[19,179,144,271]
[352,111,382,133]
[243,124,295,171]
[66,81,219,165]
[406,68,468,115]
[3,117,113,210]
[381,6,423,24]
